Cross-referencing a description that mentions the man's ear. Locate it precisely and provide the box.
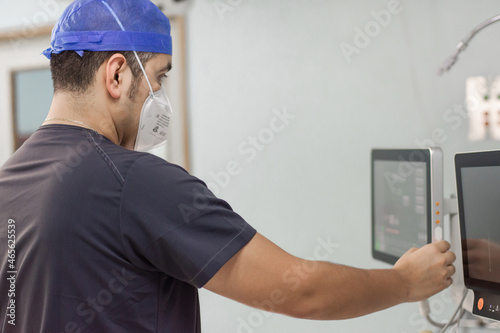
[105,53,128,99]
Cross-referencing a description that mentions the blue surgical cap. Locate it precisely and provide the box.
[42,0,172,59]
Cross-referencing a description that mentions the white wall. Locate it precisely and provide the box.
[0,0,68,164]
[0,37,51,165]
[0,0,65,32]
[186,1,500,332]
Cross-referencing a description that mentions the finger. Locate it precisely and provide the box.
[446,264,456,277]
[444,251,457,266]
[407,247,419,254]
[434,240,451,252]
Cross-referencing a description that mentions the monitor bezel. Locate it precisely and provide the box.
[371,148,433,265]
[455,150,500,294]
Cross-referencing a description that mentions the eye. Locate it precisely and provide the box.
[159,74,168,84]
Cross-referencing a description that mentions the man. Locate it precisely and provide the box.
[0,0,455,332]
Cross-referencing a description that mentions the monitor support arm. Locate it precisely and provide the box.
[438,14,500,75]
[419,196,467,330]
[443,197,458,216]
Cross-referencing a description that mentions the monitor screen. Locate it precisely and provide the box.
[456,150,500,321]
[456,151,500,293]
[372,149,440,265]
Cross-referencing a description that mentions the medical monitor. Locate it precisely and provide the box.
[372,148,443,265]
[456,150,500,321]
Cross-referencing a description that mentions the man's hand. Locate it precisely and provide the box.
[205,233,457,320]
[393,240,456,302]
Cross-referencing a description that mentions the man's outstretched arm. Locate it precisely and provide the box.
[204,233,456,320]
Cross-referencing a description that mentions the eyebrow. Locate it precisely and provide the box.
[160,63,172,73]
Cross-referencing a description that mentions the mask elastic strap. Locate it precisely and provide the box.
[100,0,155,94]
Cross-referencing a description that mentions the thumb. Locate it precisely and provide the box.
[405,247,419,255]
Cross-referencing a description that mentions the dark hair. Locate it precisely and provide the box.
[50,51,157,98]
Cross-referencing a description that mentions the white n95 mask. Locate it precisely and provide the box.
[134,86,173,152]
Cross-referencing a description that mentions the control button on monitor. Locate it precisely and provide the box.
[478,298,484,311]
[435,226,443,241]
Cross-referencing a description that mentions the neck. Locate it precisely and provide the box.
[46,91,122,146]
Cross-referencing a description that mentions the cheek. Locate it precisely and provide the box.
[114,96,142,134]
[132,102,143,126]
[127,98,143,127]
